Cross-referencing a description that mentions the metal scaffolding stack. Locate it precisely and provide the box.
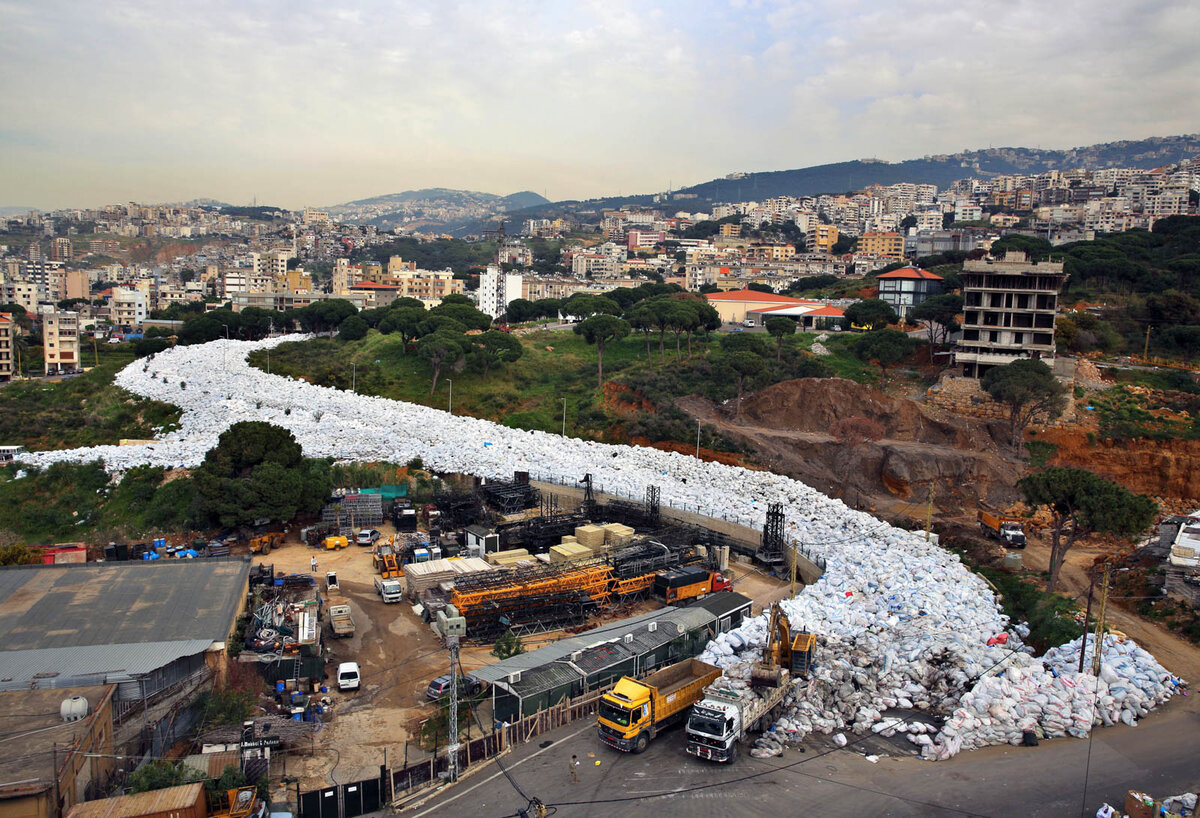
[756,502,786,566]
[480,480,540,514]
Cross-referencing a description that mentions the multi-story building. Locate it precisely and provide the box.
[43,310,80,374]
[0,311,14,381]
[808,224,839,254]
[497,241,534,267]
[110,287,149,329]
[251,251,289,279]
[477,266,522,319]
[389,269,464,304]
[855,232,905,260]
[50,237,73,262]
[745,244,796,263]
[954,201,983,222]
[956,251,1067,377]
[876,266,945,319]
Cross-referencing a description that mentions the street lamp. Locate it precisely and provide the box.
[351,362,356,392]
[561,397,567,437]
[695,419,701,458]
[447,379,453,414]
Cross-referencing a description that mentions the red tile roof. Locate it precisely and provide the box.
[350,281,399,289]
[876,266,943,281]
[704,289,810,304]
[804,305,845,317]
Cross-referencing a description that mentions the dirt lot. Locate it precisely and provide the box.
[252,521,791,792]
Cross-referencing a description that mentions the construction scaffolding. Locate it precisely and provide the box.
[756,502,786,566]
[480,479,540,515]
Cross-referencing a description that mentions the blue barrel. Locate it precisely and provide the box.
[275,681,285,694]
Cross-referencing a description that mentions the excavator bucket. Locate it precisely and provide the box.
[750,662,783,688]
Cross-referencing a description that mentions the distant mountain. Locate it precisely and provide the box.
[325,188,550,235]
[676,134,1200,202]
[0,205,38,217]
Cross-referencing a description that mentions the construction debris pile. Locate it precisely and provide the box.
[14,336,1185,760]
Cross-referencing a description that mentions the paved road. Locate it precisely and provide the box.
[404,693,1200,818]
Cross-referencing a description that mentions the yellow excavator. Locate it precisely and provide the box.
[750,602,816,688]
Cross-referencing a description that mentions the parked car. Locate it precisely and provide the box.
[337,662,360,691]
[355,528,381,546]
[426,673,482,700]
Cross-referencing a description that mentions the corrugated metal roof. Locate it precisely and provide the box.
[66,783,205,818]
[0,560,250,651]
[0,640,215,690]
[506,662,582,697]
[572,641,635,674]
[474,606,718,684]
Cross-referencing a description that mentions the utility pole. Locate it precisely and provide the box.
[1091,567,1111,677]
[561,397,567,437]
[1143,325,1151,361]
[924,486,934,542]
[447,379,453,414]
[695,420,701,458]
[790,540,798,598]
[446,634,460,783]
[1079,572,1096,674]
[351,361,356,392]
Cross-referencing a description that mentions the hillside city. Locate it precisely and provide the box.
[2,138,1200,818]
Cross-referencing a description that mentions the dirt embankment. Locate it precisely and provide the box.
[677,378,1023,514]
[1038,427,1200,503]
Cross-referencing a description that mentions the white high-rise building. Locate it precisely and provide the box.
[476,266,523,319]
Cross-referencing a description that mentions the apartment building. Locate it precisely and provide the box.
[50,237,73,262]
[222,268,274,296]
[110,287,148,329]
[477,266,522,319]
[956,251,1067,377]
[0,312,13,381]
[387,269,464,303]
[808,224,840,254]
[497,241,534,267]
[251,251,289,279]
[745,244,796,263]
[522,277,590,302]
[43,310,80,374]
[856,232,905,260]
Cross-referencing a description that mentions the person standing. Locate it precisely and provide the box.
[569,754,579,784]
[310,554,318,572]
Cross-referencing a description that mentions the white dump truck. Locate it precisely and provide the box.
[685,670,791,763]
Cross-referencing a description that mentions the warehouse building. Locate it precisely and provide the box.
[476,593,752,721]
[0,560,250,759]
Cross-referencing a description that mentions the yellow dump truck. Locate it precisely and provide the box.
[597,658,721,753]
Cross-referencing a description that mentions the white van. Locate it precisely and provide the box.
[743,318,756,328]
[337,662,360,691]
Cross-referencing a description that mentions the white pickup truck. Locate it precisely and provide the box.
[373,577,404,603]
[685,670,791,763]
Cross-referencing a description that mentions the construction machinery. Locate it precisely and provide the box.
[323,535,349,551]
[373,540,404,578]
[597,659,722,753]
[686,671,791,764]
[249,531,284,556]
[652,566,731,605]
[750,602,815,688]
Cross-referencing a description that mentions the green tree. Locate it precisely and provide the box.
[504,298,539,323]
[722,350,764,414]
[1017,467,1157,591]
[417,331,464,397]
[338,314,368,341]
[379,306,425,351]
[852,329,914,381]
[845,299,898,330]
[982,359,1068,447]
[469,330,524,378]
[764,316,796,361]
[491,629,525,659]
[193,423,331,528]
[908,293,963,348]
[574,314,630,387]
[128,761,204,794]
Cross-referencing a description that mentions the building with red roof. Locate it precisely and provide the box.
[876,266,945,319]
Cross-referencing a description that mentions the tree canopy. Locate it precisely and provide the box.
[193,422,331,528]
[908,293,963,348]
[982,359,1068,446]
[845,299,898,330]
[574,314,630,386]
[852,329,915,380]
[1017,467,1157,591]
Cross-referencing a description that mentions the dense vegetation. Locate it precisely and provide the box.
[0,362,180,450]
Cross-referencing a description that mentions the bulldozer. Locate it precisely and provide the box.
[750,602,816,688]
[248,531,284,556]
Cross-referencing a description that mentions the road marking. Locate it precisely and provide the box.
[407,723,594,817]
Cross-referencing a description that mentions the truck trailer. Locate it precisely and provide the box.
[978,509,1027,548]
[597,658,721,753]
[685,670,791,763]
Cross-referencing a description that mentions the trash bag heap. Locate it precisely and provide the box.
[17,336,1184,759]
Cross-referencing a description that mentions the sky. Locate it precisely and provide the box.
[2,0,1198,210]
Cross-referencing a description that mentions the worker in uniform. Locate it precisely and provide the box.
[569,754,579,784]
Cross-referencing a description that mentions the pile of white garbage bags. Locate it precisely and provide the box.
[16,336,1186,760]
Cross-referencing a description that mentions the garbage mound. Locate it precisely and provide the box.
[16,336,1185,760]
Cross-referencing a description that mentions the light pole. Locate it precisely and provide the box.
[696,419,701,458]
[351,362,356,392]
[266,347,270,374]
[447,379,453,414]
[561,397,567,437]
[221,324,230,369]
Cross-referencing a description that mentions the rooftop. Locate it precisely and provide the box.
[704,289,812,304]
[0,685,114,797]
[877,266,943,281]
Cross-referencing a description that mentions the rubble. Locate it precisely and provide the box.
[15,336,1185,760]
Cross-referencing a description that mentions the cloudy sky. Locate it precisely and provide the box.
[2,0,1198,209]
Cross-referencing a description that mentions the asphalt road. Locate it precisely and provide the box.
[404,692,1200,818]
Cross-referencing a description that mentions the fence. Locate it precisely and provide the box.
[297,773,384,818]
[381,687,608,804]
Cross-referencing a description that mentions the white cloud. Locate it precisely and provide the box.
[0,0,1197,207]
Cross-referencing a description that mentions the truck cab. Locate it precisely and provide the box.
[597,678,653,752]
[686,699,740,762]
[374,577,403,603]
[999,522,1027,548]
